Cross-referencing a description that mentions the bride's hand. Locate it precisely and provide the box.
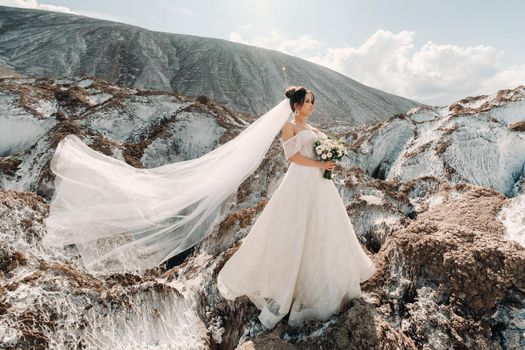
[319,160,335,170]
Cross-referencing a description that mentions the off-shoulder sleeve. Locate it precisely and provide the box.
[282,135,302,160]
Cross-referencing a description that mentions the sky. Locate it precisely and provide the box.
[1,0,524,106]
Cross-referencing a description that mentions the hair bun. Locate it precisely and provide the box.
[284,86,297,99]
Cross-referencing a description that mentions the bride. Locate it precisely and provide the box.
[43,85,376,328]
[217,86,376,329]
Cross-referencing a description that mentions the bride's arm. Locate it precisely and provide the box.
[282,122,322,169]
[291,152,323,168]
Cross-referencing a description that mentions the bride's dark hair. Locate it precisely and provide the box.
[284,86,315,112]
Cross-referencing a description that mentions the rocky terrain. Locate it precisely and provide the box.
[0,6,419,126]
[0,74,523,349]
[0,76,256,199]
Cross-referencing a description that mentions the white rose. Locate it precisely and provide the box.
[321,154,327,160]
[316,149,322,155]
[327,152,332,158]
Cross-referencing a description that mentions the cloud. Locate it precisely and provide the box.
[0,0,78,14]
[309,30,512,105]
[230,28,524,105]
[480,63,525,94]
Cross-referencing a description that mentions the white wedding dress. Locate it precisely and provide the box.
[217,128,376,329]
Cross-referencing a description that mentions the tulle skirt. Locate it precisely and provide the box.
[217,161,376,329]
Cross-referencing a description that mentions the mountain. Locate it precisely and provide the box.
[0,6,419,126]
[0,76,523,349]
[343,85,525,197]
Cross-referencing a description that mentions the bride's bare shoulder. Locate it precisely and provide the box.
[282,121,295,132]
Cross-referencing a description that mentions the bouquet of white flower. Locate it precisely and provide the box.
[313,136,347,180]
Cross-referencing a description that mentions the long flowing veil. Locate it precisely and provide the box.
[43,98,292,273]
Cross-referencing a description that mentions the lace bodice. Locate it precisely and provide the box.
[281,129,326,160]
